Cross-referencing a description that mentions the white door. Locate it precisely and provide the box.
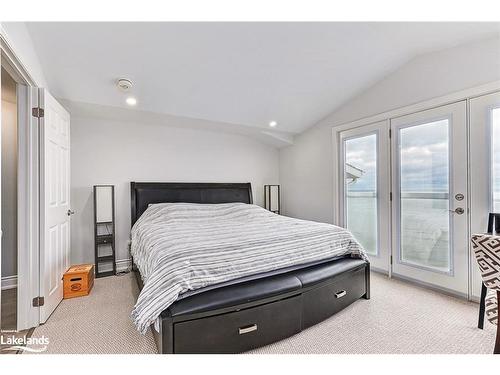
[470,91,500,300]
[39,89,71,323]
[339,121,391,272]
[390,101,468,296]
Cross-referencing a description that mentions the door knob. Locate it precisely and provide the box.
[449,207,464,215]
[67,209,75,216]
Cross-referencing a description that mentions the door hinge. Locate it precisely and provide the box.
[32,296,45,307]
[389,129,392,138]
[32,107,44,118]
[390,255,393,265]
[390,192,393,201]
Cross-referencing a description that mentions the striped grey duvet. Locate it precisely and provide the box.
[131,203,366,333]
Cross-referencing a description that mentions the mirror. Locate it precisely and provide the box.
[264,185,281,214]
[95,186,113,223]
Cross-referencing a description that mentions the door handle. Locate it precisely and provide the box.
[239,324,258,335]
[67,209,75,216]
[449,208,464,215]
[334,290,347,298]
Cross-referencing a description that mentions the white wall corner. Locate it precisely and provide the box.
[0,22,49,88]
[259,130,294,148]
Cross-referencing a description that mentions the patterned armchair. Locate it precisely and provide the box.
[471,234,500,354]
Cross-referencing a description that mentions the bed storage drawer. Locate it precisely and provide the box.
[301,267,366,329]
[173,295,302,353]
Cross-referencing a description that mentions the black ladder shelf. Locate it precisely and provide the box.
[93,185,116,278]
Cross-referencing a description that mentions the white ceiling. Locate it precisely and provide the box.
[26,22,500,134]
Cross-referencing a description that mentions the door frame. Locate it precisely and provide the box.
[332,81,500,301]
[1,30,40,331]
[469,91,500,301]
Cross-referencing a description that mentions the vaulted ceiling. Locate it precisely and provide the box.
[26,22,500,134]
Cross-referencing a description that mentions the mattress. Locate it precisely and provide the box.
[130,202,366,333]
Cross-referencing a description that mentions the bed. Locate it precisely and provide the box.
[130,182,370,354]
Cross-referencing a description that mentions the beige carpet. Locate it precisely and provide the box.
[251,274,497,354]
[28,272,157,354]
[27,272,496,354]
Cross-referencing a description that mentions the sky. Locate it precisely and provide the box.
[346,119,450,193]
[347,110,500,195]
[345,133,377,192]
[399,120,449,192]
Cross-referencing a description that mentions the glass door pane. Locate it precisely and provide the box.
[398,120,450,272]
[344,134,378,256]
[339,120,390,273]
[391,101,468,296]
[492,107,500,212]
[470,92,500,300]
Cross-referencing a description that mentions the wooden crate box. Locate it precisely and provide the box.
[63,264,95,299]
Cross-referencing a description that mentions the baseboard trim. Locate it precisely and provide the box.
[116,258,132,273]
[391,272,469,301]
[1,275,18,290]
[371,266,389,275]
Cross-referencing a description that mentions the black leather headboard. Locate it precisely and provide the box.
[130,182,253,226]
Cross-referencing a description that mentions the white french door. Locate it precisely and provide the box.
[339,121,391,272]
[470,91,500,300]
[39,89,71,323]
[390,101,469,296]
[338,102,469,295]
[338,92,500,298]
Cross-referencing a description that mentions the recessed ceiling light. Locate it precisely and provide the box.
[126,97,137,106]
[269,121,278,128]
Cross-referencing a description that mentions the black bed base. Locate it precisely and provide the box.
[134,258,370,354]
[130,182,370,354]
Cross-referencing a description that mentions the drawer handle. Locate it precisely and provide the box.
[335,290,347,298]
[239,324,258,335]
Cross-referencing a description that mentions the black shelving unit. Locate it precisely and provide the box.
[93,185,116,278]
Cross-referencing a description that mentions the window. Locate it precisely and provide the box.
[491,108,500,212]
[398,120,450,272]
[344,133,378,256]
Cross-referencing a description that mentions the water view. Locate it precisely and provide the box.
[347,192,449,270]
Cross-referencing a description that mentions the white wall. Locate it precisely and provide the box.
[70,115,280,266]
[280,36,500,223]
[0,22,48,88]
[1,69,18,278]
